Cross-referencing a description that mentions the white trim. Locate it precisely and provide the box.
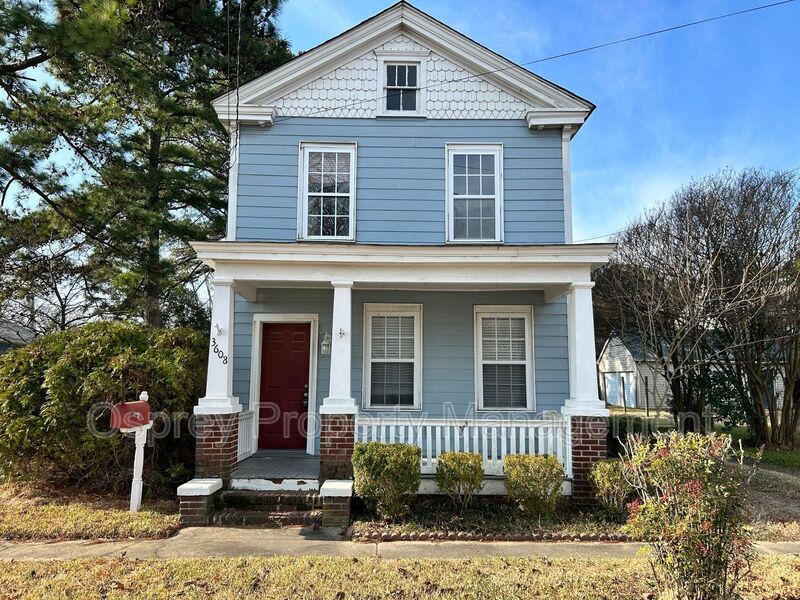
[362,303,423,411]
[177,478,223,497]
[376,51,429,117]
[193,241,614,263]
[230,478,319,492]
[297,142,357,242]
[319,479,354,497]
[226,124,240,241]
[445,144,504,243]
[215,105,276,127]
[526,108,589,130]
[211,4,593,127]
[248,313,319,456]
[561,125,573,244]
[473,305,535,412]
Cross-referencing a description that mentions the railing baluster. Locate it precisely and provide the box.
[547,426,554,456]
[481,427,489,467]
[426,426,433,471]
[555,425,564,464]
[435,425,441,461]
[510,426,517,455]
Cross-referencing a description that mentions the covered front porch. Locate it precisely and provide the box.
[189,242,612,499]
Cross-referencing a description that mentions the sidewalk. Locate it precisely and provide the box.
[0,528,798,561]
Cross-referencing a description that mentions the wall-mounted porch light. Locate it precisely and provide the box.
[320,331,332,355]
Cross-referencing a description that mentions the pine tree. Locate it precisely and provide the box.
[0,0,291,328]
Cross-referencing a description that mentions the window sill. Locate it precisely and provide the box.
[297,237,355,243]
[475,406,536,413]
[446,239,504,245]
[361,405,422,412]
[376,113,428,119]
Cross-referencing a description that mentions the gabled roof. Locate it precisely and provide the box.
[213,1,594,132]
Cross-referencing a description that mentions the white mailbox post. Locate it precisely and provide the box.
[112,391,153,512]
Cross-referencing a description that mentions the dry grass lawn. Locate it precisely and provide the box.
[0,483,180,541]
[748,464,800,542]
[1,555,800,599]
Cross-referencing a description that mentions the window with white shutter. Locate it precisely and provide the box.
[363,304,422,409]
[474,306,534,410]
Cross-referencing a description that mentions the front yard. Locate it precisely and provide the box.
[2,555,800,599]
[350,462,800,543]
[0,483,180,541]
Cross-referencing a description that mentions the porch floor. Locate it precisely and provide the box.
[231,451,320,480]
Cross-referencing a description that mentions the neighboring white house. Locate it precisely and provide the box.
[597,334,787,413]
[597,335,667,411]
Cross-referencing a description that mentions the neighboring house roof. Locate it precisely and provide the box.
[212,1,594,132]
[598,333,666,363]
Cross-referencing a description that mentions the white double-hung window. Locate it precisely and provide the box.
[363,304,422,409]
[375,51,428,117]
[446,144,503,242]
[474,306,534,410]
[299,143,356,240]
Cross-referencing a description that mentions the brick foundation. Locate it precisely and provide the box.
[322,496,351,527]
[179,492,219,526]
[195,413,238,482]
[319,413,355,481]
[570,415,608,504]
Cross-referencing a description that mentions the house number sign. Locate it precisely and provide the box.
[210,337,228,364]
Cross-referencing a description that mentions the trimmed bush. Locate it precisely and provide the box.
[352,442,421,521]
[0,322,206,496]
[435,452,484,512]
[503,454,565,518]
[588,458,634,522]
[622,432,757,600]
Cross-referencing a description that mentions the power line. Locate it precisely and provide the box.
[271,0,796,124]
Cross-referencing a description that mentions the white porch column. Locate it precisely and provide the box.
[321,280,357,414]
[562,282,609,417]
[196,278,241,415]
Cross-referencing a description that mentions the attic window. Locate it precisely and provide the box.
[385,63,418,112]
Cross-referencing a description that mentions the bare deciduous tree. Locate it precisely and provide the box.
[595,168,800,444]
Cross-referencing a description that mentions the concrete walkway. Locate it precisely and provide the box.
[0,528,798,561]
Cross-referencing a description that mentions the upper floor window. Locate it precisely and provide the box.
[385,63,418,112]
[299,143,356,241]
[446,144,503,243]
[376,51,428,117]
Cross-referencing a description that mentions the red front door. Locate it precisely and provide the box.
[258,323,310,450]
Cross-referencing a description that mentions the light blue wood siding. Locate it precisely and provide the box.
[236,118,565,244]
[232,289,568,450]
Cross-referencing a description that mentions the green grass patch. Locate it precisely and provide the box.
[0,483,180,541]
[1,555,799,599]
[753,448,800,470]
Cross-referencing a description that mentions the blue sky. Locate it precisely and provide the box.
[276,0,800,242]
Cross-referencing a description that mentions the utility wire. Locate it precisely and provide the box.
[270,0,796,124]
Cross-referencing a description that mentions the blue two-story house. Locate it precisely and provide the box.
[180,2,613,522]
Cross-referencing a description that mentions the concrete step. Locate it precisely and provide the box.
[211,509,322,527]
[219,490,322,512]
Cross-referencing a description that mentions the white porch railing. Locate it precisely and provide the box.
[237,410,256,461]
[355,416,571,477]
